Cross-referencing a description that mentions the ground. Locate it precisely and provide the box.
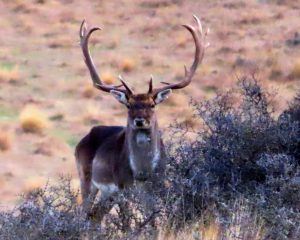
[0,0,299,209]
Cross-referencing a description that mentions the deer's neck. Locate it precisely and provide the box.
[126,122,161,172]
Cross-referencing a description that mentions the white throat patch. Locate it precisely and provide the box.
[129,151,137,173]
[129,147,161,173]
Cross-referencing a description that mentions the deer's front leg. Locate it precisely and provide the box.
[89,181,119,222]
[83,183,99,218]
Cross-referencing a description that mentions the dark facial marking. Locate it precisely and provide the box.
[127,94,156,129]
[127,94,155,109]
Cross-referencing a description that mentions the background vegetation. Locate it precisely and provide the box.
[0,0,299,239]
[0,0,299,207]
[0,79,299,239]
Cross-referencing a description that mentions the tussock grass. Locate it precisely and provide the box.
[290,59,300,79]
[0,126,13,151]
[176,33,188,48]
[82,84,96,98]
[0,64,20,83]
[19,105,49,134]
[120,58,136,72]
[101,72,116,85]
[24,176,47,193]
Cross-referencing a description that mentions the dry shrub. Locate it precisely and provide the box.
[236,11,266,25]
[176,34,188,48]
[19,105,49,134]
[290,59,300,79]
[160,199,263,240]
[0,127,13,151]
[48,37,73,49]
[163,78,300,239]
[166,92,188,107]
[82,104,100,125]
[23,176,47,193]
[120,58,135,72]
[58,10,76,23]
[102,72,115,85]
[1,78,299,240]
[175,108,199,128]
[82,84,96,98]
[265,51,283,80]
[0,65,20,83]
[107,37,120,49]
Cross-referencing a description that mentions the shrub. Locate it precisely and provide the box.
[102,72,116,85]
[82,84,96,98]
[19,105,49,134]
[0,178,160,239]
[1,77,299,239]
[290,59,300,79]
[0,64,20,83]
[160,77,300,238]
[120,58,135,72]
[0,127,13,151]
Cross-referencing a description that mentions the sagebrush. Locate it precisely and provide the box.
[0,78,299,240]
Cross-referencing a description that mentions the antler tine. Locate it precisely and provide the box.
[151,15,208,97]
[160,81,171,85]
[148,75,153,93]
[118,75,133,95]
[79,20,128,94]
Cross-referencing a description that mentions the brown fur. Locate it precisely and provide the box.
[75,94,166,219]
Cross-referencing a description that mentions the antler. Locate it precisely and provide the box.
[79,20,133,95]
[150,15,209,97]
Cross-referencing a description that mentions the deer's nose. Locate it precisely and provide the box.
[134,118,148,128]
[135,171,150,182]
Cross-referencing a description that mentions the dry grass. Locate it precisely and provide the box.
[120,58,136,72]
[0,65,20,83]
[19,105,49,134]
[236,11,266,25]
[23,176,47,193]
[290,59,300,79]
[159,203,264,240]
[269,60,283,80]
[82,104,100,125]
[48,37,73,49]
[82,84,96,98]
[181,108,199,128]
[166,93,189,107]
[70,178,82,204]
[0,127,13,151]
[101,71,116,84]
[264,50,284,80]
[159,221,220,240]
[176,33,188,48]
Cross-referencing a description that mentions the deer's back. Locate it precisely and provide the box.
[75,126,125,168]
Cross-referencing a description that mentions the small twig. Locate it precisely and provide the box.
[126,210,160,239]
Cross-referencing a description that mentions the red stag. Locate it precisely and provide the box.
[75,15,209,219]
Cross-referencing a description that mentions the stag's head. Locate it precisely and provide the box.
[79,16,209,130]
[79,16,209,178]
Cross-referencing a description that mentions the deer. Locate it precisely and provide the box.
[75,15,209,220]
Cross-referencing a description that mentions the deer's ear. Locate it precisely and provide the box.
[110,90,128,105]
[154,89,172,104]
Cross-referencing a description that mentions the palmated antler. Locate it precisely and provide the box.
[79,20,133,95]
[149,15,209,97]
